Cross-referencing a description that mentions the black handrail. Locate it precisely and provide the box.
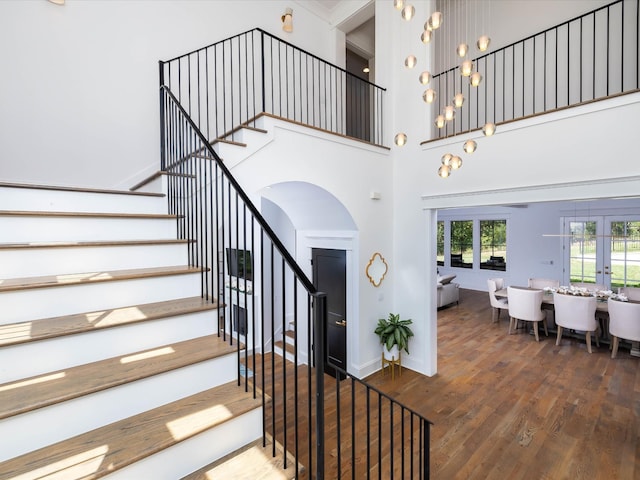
[159,28,386,153]
[430,0,640,139]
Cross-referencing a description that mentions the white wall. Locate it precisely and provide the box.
[0,0,339,189]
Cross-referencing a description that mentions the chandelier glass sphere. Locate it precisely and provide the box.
[394,133,407,146]
[453,93,465,108]
[460,60,473,76]
[449,155,462,170]
[438,165,451,178]
[423,88,436,103]
[421,29,433,44]
[401,4,415,20]
[477,35,491,52]
[419,71,431,85]
[470,71,482,87]
[434,115,446,128]
[456,43,469,57]
[405,55,417,69]
[463,140,477,154]
[482,123,496,136]
[443,105,456,121]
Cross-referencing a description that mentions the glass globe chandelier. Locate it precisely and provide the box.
[453,93,465,108]
[441,153,453,166]
[434,115,446,129]
[421,29,433,44]
[419,71,431,85]
[456,43,468,57]
[393,0,404,10]
[460,60,473,77]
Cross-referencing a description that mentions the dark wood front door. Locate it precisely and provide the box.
[312,248,347,377]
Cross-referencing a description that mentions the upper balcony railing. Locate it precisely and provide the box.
[431,0,640,139]
[159,28,386,155]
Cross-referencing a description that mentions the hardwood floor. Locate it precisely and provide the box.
[365,288,640,479]
[258,288,640,479]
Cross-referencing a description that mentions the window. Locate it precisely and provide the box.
[436,221,444,266]
[610,221,640,288]
[450,220,473,268]
[480,220,507,271]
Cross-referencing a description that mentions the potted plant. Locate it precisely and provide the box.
[374,313,414,360]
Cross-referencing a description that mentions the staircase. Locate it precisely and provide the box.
[0,182,294,479]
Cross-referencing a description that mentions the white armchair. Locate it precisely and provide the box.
[553,292,598,353]
[507,286,548,341]
[608,298,640,358]
[487,278,508,323]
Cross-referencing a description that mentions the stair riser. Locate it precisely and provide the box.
[105,408,262,480]
[0,187,166,214]
[274,345,307,366]
[0,310,217,384]
[0,274,204,324]
[0,355,238,462]
[0,244,189,279]
[0,216,178,243]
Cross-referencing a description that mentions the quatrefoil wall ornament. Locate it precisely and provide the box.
[366,252,388,287]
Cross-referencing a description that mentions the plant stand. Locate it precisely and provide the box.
[381,351,402,380]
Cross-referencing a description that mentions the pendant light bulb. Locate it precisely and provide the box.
[453,93,465,108]
[401,4,415,21]
[441,153,453,166]
[405,55,417,69]
[463,140,477,154]
[438,165,451,178]
[483,123,496,136]
[429,11,443,30]
[443,105,456,121]
[423,88,437,103]
[394,133,407,146]
[434,115,446,129]
[421,29,433,44]
[393,0,404,10]
[460,60,473,77]
[419,71,431,85]
[450,155,462,170]
[470,71,483,87]
[477,35,491,52]
[456,43,468,58]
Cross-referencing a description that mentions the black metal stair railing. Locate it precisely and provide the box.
[431,0,640,139]
[159,85,432,478]
[159,28,386,156]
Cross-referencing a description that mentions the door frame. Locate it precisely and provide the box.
[297,230,358,376]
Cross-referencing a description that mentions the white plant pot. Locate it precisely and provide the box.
[383,344,399,361]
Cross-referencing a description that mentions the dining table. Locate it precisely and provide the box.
[494,286,610,313]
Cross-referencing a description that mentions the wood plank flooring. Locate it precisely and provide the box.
[368,288,640,479]
[258,288,640,479]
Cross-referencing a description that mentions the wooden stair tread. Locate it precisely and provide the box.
[181,438,298,480]
[0,181,164,197]
[211,138,247,147]
[240,125,268,134]
[0,210,177,219]
[0,238,193,250]
[274,340,295,355]
[0,265,206,293]
[129,171,197,192]
[0,334,237,420]
[0,296,219,348]
[0,381,261,479]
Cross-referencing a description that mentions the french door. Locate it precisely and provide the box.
[563,217,640,289]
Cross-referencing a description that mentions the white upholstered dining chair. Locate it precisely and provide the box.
[618,286,640,301]
[608,298,640,358]
[507,286,548,341]
[487,278,508,323]
[553,292,598,353]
